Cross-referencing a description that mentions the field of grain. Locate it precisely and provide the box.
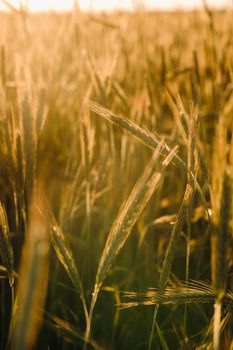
[0,4,233,350]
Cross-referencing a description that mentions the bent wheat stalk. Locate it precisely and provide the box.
[84,143,177,346]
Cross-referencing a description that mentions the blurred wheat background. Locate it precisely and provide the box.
[0,1,233,349]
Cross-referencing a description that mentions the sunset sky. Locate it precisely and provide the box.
[0,0,231,12]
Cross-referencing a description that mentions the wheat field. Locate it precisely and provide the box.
[0,3,233,350]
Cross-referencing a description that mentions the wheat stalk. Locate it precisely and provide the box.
[213,170,232,350]
[0,202,14,287]
[84,143,177,346]
[11,194,49,350]
[215,171,232,296]
[148,182,194,350]
[21,94,36,207]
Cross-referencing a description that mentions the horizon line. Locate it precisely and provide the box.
[0,0,231,14]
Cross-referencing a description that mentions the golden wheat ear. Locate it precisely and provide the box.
[42,199,89,324]
[84,100,211,222]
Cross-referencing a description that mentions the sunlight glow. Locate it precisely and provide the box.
[0,0,230,12]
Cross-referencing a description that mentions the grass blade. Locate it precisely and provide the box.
[45,313,103,350]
